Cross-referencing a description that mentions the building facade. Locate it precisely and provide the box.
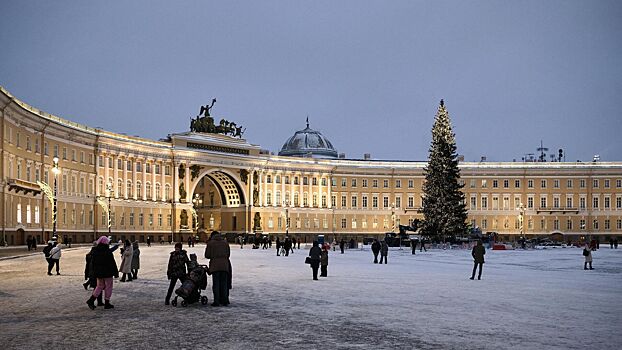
[2,86,621,246]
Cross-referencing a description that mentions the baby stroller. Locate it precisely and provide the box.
[171,254,209,307]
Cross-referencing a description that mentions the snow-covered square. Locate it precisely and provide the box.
[1,243,621,350]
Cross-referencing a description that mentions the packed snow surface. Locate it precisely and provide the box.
[0,244,620,350]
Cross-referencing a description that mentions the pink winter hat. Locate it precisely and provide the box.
[96,236,110,245]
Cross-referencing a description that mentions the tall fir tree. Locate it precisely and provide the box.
[421,99,468,241]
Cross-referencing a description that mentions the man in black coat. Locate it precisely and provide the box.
[371,239,381,263]
[470,240,486,280]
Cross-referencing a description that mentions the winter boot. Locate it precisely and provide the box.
[120,274,126,282]
[86,296,97,310]
[104,300,114,309]
[97,294,104,306]
[584,262,588,270]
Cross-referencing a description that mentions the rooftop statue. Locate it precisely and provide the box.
[189,99,244,138]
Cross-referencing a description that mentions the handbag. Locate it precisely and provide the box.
[582,249,589,257]
[305,257,312,264]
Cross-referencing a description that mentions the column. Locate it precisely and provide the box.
[299,172,304,208]
[327,175,332,209]
[132,158,137,200]
[318,173,323,208]
[258,171,263,207]
[249,168,254,208]
[160,160,166,201]
[184,161,190,202]
[151,160,157,201]
[173,161,179,202]
[123,157,128,199]
[272,171,277,207]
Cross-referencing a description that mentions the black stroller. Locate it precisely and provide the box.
[171,254,209,307]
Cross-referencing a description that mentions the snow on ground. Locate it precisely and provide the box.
[0,243,621,350]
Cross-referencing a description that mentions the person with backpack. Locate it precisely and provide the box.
[43,241,53,275]
[583,243,594,270]
[48,241,62,275]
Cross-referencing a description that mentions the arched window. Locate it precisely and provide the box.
[98,177,104,195]
[155,183,161,200]
[275,191,281,206]
[293,192,299,206]
[164,184,171,201]
[275,175,281,184]
[127,181,133,198]
[303,192,309,207]
[145,182,152,200]
[136,182,142,199]
[117,179,123,198]
[266,191,272,206]
[266,175,272,183]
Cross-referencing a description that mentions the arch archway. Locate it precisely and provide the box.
[187,168,248,239]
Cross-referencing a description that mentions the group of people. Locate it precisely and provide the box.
[43,240,62,275]
[370,239,389,264]
[608,238,619,249]
[276,236,298,256]
[26,236,38,251]
[83,238,140,310]
[165,231,232,307]
[307,241,329,280]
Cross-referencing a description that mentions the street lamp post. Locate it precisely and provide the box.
[52,157,60,241]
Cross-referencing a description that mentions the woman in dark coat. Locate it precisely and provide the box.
[86,236,119,310]
[470,240,486,280]
[320,245,329,277]
[308,241,322,280]
[131,241,140,279]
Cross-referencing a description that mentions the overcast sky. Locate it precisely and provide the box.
[1,1,621,162]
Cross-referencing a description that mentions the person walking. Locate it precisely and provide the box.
[339,238,345,254]
[276,237,281,256]
[204,231,231,306]
[320,245,329,277]
[43,241,53,274]
[470,240,486,280]
[308,241,322,280]
[380,239,388,264]
[48,241,62,275]
[32,237,37,251]
[119,240,133,282]
[131,241,140,280]
[284,236,292,256]
[583,243,594,270]
[165,242,189,305]
[27,236,32,251]
[614,238,619,249]
[146,236,151,247]
[83,242,105,306]
[371,239,381,264]
[86,236,118,310]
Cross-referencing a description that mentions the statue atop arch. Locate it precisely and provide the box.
[190,99,245,138]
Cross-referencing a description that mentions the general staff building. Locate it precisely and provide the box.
[2,86,621,246]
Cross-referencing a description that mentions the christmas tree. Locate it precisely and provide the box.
[421,99,468,242]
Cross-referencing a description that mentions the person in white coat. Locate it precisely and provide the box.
[583,244,594,270]
[48,242,62,275]
[119,240,134,282]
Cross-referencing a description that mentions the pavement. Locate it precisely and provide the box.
[0,244,91,260]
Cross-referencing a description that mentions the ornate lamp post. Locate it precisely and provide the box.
[51,157,61,240]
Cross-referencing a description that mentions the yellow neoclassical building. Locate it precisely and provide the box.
[2,86,621,246]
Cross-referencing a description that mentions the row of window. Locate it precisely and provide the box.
[14,203,173,228]
[6,128,96,165]
[470,178,622,189]
[102,212,172,228]
[264,216,395,230]
[263,191,415,209]
[266,174,622,191]
[99,177,172,201]
[468,194,622,210]
[98,156,171,175]
[264,175,414,189]
[472,217,622,231]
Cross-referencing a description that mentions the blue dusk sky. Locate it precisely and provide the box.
[1,1,621,162]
